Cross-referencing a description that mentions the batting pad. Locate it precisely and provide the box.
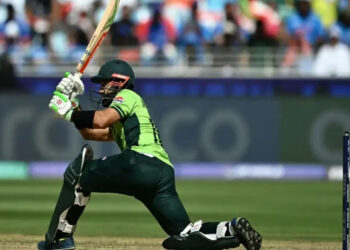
[45,181,77,244]
[162,231,240,250]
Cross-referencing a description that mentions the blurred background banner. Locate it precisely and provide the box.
[1,87,349,165]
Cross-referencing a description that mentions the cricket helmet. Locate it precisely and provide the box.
[91,59,135,89]
[90,60,135,108]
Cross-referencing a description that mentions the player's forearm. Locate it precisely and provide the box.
[78,128,113,141]
[93,110,110,129]
[93,108,120,129]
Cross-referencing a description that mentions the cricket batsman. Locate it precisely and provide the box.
[37,59,262,250]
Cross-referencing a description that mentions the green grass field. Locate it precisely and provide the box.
[0,179,341,249]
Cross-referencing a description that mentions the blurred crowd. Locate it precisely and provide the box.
[0,0,350,80]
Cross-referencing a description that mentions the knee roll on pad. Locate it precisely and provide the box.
[64,144,94,187]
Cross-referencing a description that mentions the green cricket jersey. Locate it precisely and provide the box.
[109,89,173,167]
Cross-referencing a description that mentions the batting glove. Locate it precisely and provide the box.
[49,91,74,121]
[56,72,84,99]
[71,97,80,110]
[71,73,84,98]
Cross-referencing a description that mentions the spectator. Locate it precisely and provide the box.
[49,25,70,60]
[313,27,350,77]
[0,53,17,91]
[136,5,177,65]
[66,26,88,63]
[334,9,350,46]
[248,0,281,39]
[164,0,194,32]
[110,6,138,46]
[248,19,279,47]
[70,25,89,46]
[282,28,314,75]
[76,10,95,42]
[222,2,242,47]
[91,0,104,26]
[25,0,52,47]
[285,0,325,47]
[248,19,279,68]
[177,2,205,65]
[0,4,30,49]
[282,0,325,75]
[196,1,224,46]
[113,0,138,21]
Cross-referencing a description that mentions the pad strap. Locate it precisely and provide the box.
[180,220,203,237]
[58,220,75,234]
[180,223,193,237]
[216,221,228,239]
[74,189,90,206]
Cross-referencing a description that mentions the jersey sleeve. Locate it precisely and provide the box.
[109,90,136,119]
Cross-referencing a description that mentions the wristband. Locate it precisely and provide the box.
[71,110,95,129]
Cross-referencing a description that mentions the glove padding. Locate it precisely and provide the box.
[56,72,84,99]
[48,91,73,121]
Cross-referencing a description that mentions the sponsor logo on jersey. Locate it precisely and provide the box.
[113,96,124,104]
[57,99,62,105]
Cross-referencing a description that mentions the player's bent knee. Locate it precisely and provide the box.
[64,144,94,187]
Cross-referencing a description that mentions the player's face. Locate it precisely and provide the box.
[99,81,114,95]
[99,73,130,96]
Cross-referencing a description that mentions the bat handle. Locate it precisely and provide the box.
[74,72,83,79]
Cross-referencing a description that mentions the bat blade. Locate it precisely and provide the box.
[76,0,120,75]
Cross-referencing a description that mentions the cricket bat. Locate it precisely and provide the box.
[73,0,120,81]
